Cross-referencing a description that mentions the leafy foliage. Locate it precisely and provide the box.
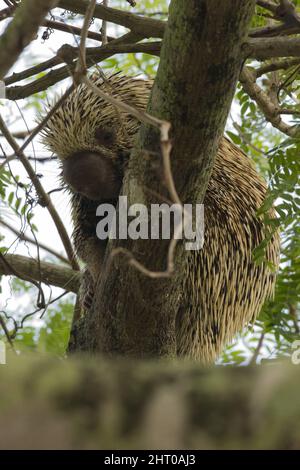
[1,296,74,356]
[224,51,300,364]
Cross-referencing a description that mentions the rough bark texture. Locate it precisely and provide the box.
[70,0,256,357]
[245,37,300,59]
[0,254,80,293]
[0,356,299,450]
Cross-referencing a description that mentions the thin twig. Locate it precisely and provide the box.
[4,40,160,90]
[5,35,159,100]
[249,331,265,365]
[58,0,166,39]
[20,85,74,154]
[75,0,97,79]
[44,18,110,42]
[101,0,108,45]
[256,57,300,77]
[0,252,45,308]
[0,314,16,353]
[0,218,70,265]
[256,0,280,15]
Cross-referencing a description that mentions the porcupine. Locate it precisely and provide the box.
[41,73,280,363]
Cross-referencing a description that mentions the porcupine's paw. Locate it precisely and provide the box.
[80,269,95,311]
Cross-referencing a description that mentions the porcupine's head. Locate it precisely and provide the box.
[41,74,152,201]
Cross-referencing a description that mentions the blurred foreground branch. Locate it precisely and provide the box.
[0,356,299,449]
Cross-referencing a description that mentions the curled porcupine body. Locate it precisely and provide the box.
[41,73,280,363]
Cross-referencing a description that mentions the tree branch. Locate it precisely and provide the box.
[240,66,299,137]
[253,0,300,37]
[5,32,152,100]
[0,253,80,293]
[255,57,300,77]
[58,0,166,38]
[44,18,112,43]
[0,218,70,265]
[256,0,278,14]
[246,37,300,60]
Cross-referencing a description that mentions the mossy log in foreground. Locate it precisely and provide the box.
[0,355,299,449]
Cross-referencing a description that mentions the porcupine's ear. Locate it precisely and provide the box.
[94,126,117,147]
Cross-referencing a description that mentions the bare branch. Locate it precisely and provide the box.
[0,252,45,307]
[255,57,300,77]
[5,32,153,100]
[4,55,62,87]
[246,36,300,60]
[256,0,278,14]
[0,5,112,42]
[279,108,300,115]
[0,253,80,293]
[0,6,14,22]
[0,315,16,352]
[253,0,300,37]
[44,19,110,42]
[101,0,108,45]
[240,66,299,137]
[249,331,265,365]
[58,0,166,38]
[74,0,97,79]
[4,40,160,91]
[250,23,300,38]
[0,218,70,265]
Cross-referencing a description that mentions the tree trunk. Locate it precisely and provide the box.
[69,0,256,357]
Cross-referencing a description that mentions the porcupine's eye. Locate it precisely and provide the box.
[94,126,117,147]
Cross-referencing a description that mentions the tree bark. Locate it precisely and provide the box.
[0,254,80,293]
[70,0,256,357]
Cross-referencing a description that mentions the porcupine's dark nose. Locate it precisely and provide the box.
[62,150,122,201]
